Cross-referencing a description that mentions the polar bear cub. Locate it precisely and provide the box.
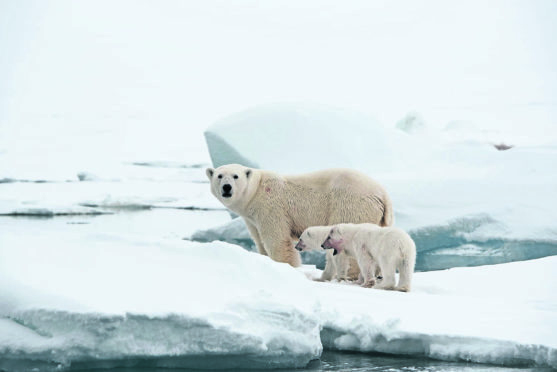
[295,226,360,282]
[322,223,416,292]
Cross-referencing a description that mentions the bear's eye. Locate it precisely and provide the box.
[233,174,238,179]
[217,174,223,179]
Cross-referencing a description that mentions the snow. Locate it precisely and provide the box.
[1,230,556,369]
[189,217,328,268]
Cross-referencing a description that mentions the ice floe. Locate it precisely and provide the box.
[1,233,555,370]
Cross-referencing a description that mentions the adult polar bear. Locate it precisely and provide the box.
[206,164,393,267]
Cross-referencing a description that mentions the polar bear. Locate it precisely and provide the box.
[206,164,394,267]
[295,226,360,281]
[322,223,416,292]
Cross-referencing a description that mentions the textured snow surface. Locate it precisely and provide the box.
[1,231,556,370]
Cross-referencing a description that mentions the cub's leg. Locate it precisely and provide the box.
[355,248,377,288]
[335,252,351,281]
[374,255,396,290]
[319,250,335,281]
[395,249,416,292]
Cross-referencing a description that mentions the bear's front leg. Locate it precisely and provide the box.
[245,220,268,256]
[269,239,302,267]
[260,222,301,267]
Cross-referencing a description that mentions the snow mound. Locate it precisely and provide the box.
[205,103,405,174]
[395,111,426,134]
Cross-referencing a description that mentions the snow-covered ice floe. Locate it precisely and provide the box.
[1,234,555,370]
[0,236,321,371]
[0,180,223,216]
[203,103,557,270]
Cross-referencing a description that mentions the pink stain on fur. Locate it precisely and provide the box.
[265,187,271,193]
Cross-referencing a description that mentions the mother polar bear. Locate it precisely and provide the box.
[206,164,393,267]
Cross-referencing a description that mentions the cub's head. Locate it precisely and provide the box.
[321,225,345,255]
[206,164,253,207]
[295,226,329,252]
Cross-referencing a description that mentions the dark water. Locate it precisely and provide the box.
[76,352,554,372]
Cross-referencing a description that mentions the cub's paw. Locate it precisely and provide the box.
[361,279,376,288]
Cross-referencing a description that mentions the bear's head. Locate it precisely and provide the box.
[206,164,254,209]
[322,225,345,255]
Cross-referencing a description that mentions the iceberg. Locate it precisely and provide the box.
[1,230,556,370]
[203,103,557,269]
[205,103,406,174]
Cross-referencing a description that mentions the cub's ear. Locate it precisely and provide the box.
[206,168,214,179]
[245,169,252,178]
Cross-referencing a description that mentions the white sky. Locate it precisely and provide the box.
[0,0,556,161]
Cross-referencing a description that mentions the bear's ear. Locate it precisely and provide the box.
[206,168,214,179]
[245,169,252,178]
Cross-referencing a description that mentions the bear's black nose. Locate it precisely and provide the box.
[222,184,232,192]
[320,244,324,248]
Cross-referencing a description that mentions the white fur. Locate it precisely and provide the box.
[324,223,416,292]
[296,226,360,281]
[207,164,393,267]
